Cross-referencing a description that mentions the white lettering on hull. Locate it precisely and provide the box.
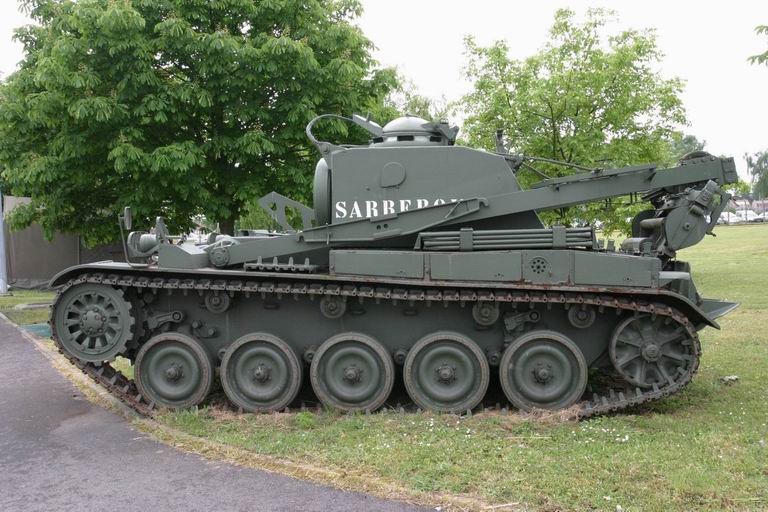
[334,199,460,219]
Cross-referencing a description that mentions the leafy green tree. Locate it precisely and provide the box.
[381,78,450,122]
[460,8,687,234]
[745,151,768,198]
[669,133,706,162]
[725,179,751,197]
[749,25,768,65]
[0,0,396,242]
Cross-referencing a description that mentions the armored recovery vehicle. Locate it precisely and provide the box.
[50,114,739,417]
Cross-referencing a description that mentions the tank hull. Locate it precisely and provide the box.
[49,257,729,416]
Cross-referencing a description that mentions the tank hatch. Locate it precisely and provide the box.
[371,115,459,147]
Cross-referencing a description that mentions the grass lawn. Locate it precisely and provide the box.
[0,289,53,325]
[156,224,768,511]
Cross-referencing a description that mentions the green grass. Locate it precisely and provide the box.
[0,289,54,325]
[0,289,54,308]
[3,309,50,325]
[156,224,768,511]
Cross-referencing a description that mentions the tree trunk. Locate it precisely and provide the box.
[218,210,238,235]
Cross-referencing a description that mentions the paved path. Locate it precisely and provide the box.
[0,319,426,512]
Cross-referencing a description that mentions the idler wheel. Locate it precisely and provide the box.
[220,333,302,412]
[500,330,587,411]
[52,283,134,362]
[404,332,489,413]
[310,333,394,412]
[135,333,213,409]
[609,314,695,388]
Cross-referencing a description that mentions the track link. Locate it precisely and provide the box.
[50,272,701,419]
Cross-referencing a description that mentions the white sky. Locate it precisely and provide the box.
[1,1,766,179]
[356,0,767,180]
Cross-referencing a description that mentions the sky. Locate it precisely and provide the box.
[1,1,766,180]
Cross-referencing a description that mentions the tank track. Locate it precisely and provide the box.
[50,272,701,420]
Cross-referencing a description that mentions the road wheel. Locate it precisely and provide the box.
[310,333,394,412]
[220,333,302,412]
[500,330,587,411]
[135,333,213,409]
[404,332,489,413]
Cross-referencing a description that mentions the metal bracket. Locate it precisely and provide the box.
[503,310,541,345]
[350,113,384,137]
[146,310,184,330]
[706,186,730,236]
[424,120,459,144]
[154,216,171,244]
[191,320,218,338]
[257,191,316,233]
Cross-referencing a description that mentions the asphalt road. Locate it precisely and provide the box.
[0,318,426,512]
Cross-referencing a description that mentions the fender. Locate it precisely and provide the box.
[49,261,733,330]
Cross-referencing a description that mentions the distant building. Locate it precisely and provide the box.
[2,196,122,289]
[729,198,767,214]
[749,199,768,213]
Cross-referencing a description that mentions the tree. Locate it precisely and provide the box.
[381,78,450,123]
[0,0,396,242]
[459,8,687,234]
[745,151,768,198]
[669,133,706,162]
[749,25,768,65]
[725,179,751,197]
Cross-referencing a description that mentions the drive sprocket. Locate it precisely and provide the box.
[51,282,135,362]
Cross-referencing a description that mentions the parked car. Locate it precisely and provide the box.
[718,212,743,224]
[736,209,764,223]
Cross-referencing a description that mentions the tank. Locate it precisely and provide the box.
[49,114,739,417]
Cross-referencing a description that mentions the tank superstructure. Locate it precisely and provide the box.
[49,114,739,416]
